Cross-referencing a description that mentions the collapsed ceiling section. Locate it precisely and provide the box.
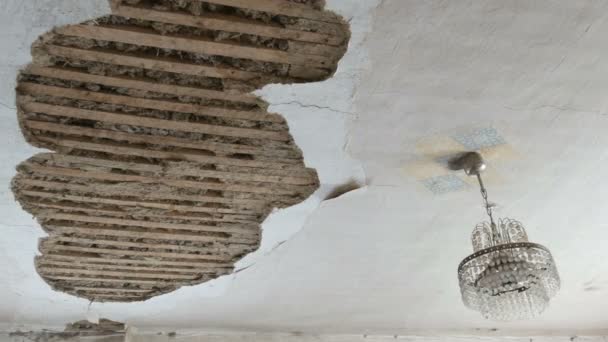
[11,0,350,302]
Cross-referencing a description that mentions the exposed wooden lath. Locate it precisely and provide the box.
[12,0,349,302]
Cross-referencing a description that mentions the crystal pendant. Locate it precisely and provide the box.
[457,218,560,321]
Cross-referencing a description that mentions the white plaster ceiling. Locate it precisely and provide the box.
[2,0,608,337]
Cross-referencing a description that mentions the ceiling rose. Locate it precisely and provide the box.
[453,152,560,321]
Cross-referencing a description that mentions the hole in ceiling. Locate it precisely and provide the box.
[11,0,350,302]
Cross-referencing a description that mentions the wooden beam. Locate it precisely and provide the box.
[23,119,301,160]
[55,24,331,69]
[37,260,226,274]
[40,243,232,262]
[19,82,284,123]
[13,178,266,207]
[41,213,257,236]
[30,135,308,177]
[24,65,259,105]
[45,44,261,80]
[37,153,315,185]
[23,194,258,223]
[72,287,153,293]
[21,101,289,142]
[201,0,342,24]
[45,224,257,245]
[33,135,307,180]
[44,236,249,255]
[22,163,301,197]
[38,266,200,280]
[45,275,168,285]
[20,190,257,215]
[42,252,233,268]
[26,202,257,226]
[113,4,344,46]
[83,294,149,300]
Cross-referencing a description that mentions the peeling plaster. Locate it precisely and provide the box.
[0,0,380,330]
[14,0,341,301]
[324,180,366,200]
[238,0,380,273]
[0,0,109,327]
[245,0,383,267]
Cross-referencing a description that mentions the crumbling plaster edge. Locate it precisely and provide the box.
[0,0,381,328]
[144,0,385,301]
[236,0,384,271]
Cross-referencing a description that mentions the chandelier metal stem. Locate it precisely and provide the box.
[475,172,496,228]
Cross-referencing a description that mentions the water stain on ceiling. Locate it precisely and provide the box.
[11,0,350,302]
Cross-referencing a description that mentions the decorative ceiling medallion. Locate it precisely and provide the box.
[12,0,350,302]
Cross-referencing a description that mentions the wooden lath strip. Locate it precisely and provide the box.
[36,153,315,186]
[45,224,257,245]
[45,44,261,81]
[42,213,257,236]
[27,201,257,226]
[19,82,284,123]
[72,287,153,293]
[20,190,257,215]
[37,260,225,274]
[22,189,259,222]
[24,150,314,190]
[21,101,289,142]
[44,236,249,255]
[23,163,301,197]
[45,275,170,285]
[32,135,308,176]
[43,252,233,268]
[84,294,149,300]
[112,4,344,46]
[13,178,265,207]
[23,120,300,160]
[24,65,259,105]
[40,243,233,262]
[202,0,342,24]
[38,266,200,280]
[55,24,330,69]
[37,257,228,274]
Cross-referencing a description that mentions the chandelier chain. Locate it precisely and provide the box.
[475,173,496,228]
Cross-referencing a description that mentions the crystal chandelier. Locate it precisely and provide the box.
[454,152,560,321]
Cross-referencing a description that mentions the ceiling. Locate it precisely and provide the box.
[3,0,608,337]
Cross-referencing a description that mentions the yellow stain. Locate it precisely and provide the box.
[402,130,518,188]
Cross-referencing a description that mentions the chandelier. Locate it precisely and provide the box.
[454,152,560,321]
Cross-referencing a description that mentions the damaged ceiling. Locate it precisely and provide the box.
[5,0,608,339]
[12,0,349,302]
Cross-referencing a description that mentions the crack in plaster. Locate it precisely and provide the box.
[504,104,603,116]
[0,102,15,110]
[0,222,37,228]
[551,20,597,74]
[269,100,355,116]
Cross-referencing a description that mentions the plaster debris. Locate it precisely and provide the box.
[11,0,350,302]
[10,318,125,341]
[324,180,365,200]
